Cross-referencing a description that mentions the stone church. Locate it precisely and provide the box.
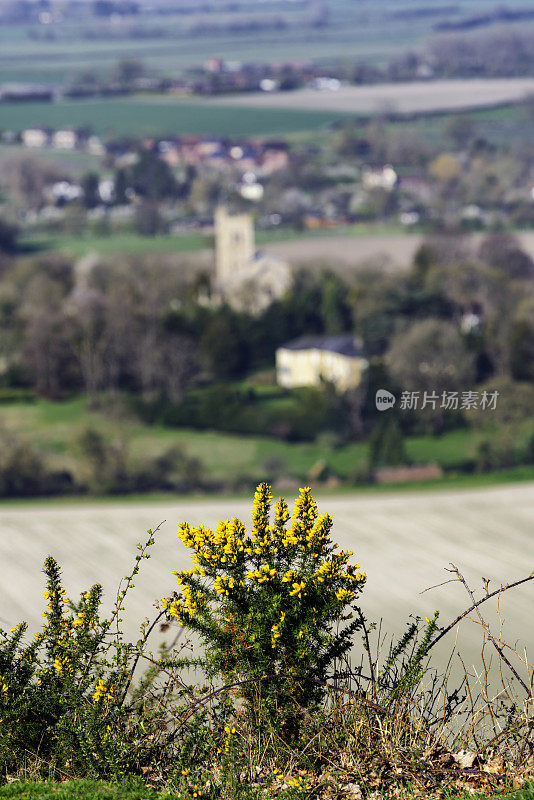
[213,206,293,314]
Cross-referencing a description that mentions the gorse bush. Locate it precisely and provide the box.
[0,535,171,779]
[163,483,367,738]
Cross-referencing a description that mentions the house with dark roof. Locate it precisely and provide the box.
[276,335,368,392]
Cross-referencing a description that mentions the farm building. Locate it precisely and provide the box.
[276,335,367,392]
[0,83,56,103]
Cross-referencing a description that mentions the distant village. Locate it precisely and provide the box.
[14,124,290,177]
[4,111,534,236]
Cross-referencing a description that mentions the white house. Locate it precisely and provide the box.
[362,164,398,192]
[276,335,368,393]
[22,127,49,148]
[52,129,78,150]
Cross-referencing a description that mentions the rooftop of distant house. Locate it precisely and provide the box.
[279,335,364,358]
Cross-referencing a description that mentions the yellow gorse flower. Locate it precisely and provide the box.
[289,580,306,598]
[164,482,367,696]
[92,678,114,702]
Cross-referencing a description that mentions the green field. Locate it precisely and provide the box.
[0,97,349,138]
[21,230,212,258]
[2,94,531,153]
[1,395,532,491]
[20,223,409,260]
[0,781,533,800]
[0,781,167,800]
[389,102,534,150]
[0,143,101,176]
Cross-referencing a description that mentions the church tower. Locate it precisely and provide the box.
[215,206,255,283]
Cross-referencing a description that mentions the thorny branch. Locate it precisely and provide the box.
[425,571,534,656]
[446,563,530,696]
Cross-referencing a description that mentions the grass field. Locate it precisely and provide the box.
[0,97,349,138]
[0,781,166,799]
[21,230,213,259]
[394,102,534,149]
[1,781,533,799]
[0,781,533,799]
[20,223,409,262]
[21,227,534,273]
[0,0,449,85]
[0,144,101,176]
[2,86,532,146]
[0,395,516,485]
[1,394,534,513]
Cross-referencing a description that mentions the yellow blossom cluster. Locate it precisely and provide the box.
[165,484,366,659]
[247,565,276,584]
[214,576,235,595]
[72,610,88,628]
[271,624,281,648]
[163,581,207,625]
[251,483,273,538]
[42,588,70,614]
[93,678,114,702]
[335,588,355,603]
[289,580,306,599]
[178,518,247,568]
[314,551,366,589]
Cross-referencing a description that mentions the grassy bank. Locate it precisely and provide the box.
[0,394,504,481]
[1,780,534,799]
[0,780,166,799]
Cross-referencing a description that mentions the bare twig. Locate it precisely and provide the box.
[426,571,534,656]
[359,609,377,699]
[448,564,530,696]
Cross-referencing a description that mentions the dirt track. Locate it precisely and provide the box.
[1,483,533,674]
[208,78,534,115]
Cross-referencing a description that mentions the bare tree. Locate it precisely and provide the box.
[1,154,64,210]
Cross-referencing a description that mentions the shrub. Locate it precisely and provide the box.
[0,215,19,253]
[0,533,187,781]
[0,426,74,498]
[77,426,205,494]
[367,417,408,470]
[163,482,368,740]
[0,556,126,775]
